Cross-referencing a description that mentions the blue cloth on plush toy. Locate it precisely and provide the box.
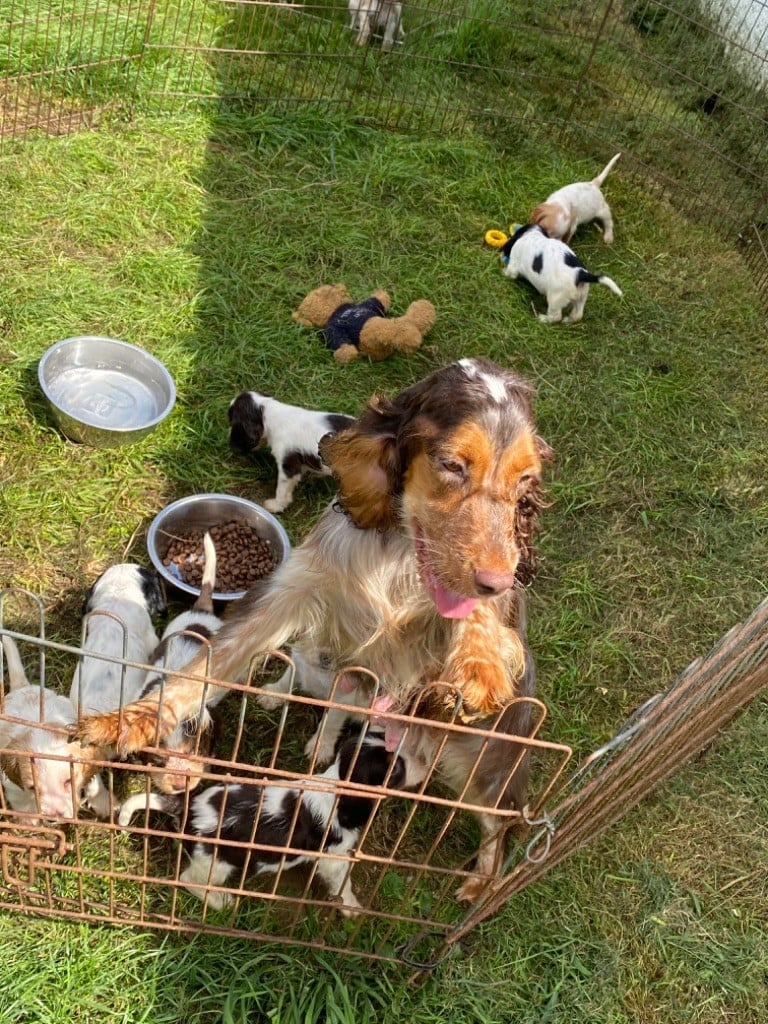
[322,296,387,352]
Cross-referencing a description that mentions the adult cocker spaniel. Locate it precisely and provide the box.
[80,357,553,896]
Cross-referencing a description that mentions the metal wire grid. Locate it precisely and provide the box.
[2,0,766,289]
[0,588,573,965]
[4,586,768,968]
[561,1,768,238]
[449,592,768,951]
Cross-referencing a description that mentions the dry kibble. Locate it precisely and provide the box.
[163,519,279,593]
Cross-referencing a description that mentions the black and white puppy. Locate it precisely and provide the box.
[501,223,623,325]
[137,533,225,794]
[118,724,424,915]
[228,391,355,514]
[70,565,167,718]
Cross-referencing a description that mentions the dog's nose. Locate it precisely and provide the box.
[473,568,517,596]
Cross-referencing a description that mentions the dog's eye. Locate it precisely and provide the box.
[439,458,466,479]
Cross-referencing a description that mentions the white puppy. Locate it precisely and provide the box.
[348,0,404,51]
[228,390,355,514]
[70,564,167,718]
[501,224,623,325]
[529,153,621,245]
[136,533,225,794]
[1,635,110,820]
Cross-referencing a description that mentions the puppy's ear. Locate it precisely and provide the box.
[228,393,265,453]
[0,751,25,788]
[320,426,399,531]
[139,568,168,619]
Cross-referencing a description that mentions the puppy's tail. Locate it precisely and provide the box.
[576,269,623,297]
[117,789,183,828]
[592,152,621,187]
[1,635,30,691]
[192,532,217,615]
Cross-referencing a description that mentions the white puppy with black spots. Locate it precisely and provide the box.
[501,224,623,325]
[118,723,426,915]
[228,391,355,514]
[70,564,167,717]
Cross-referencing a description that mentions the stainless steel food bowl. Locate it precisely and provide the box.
[38,335,176,447]
[147,493,291,602]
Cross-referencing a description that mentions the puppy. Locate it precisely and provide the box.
[530,153,621,245]
[348,0,404,51]
[1,636,110,820]
[118,724,424,915]
[137,533,224,794]
[70,564,167,718]
[502,224,622,325]
[228,390,355,514]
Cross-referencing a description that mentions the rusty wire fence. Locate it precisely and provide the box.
[1,1,767,291]
[2,586,768,969]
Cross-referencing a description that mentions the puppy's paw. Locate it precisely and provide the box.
[337,894,363,918]
[304,731,336,765]
[255,686,287,711]
[455,875,493,904]
[263,498,287,514]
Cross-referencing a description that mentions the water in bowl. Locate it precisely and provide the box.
[48,365,162,429]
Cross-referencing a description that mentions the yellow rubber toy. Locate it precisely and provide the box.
[484,228,509,248]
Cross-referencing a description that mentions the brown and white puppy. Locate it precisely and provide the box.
[228,390,355,514]
[136,533,224,794]
[79,358,552,890]
[1,636,110,820]
[529,153,621,245]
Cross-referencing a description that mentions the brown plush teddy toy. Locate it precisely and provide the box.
[292,283,436,364]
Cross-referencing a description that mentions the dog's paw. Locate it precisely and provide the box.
[337,894,363,919]
[263,498,287,514]
[255,686,287,711]
[304,731,336,765]
[455,875,493,904]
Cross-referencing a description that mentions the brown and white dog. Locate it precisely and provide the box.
[529,153,621,245]
[136,532,225,794]
[79,358,552,897]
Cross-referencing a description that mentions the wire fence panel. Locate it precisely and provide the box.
[2,2,766,249]
[3,585,768,967]
[0,588,573,966]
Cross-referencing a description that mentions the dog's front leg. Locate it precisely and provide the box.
[320,856,362,917]
[264,463,302,513]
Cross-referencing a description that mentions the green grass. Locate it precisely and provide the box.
[1,2,768,1022]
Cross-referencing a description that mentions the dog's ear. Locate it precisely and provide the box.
[0,748,34,789]
[228,393,265,453]
[0,751,24,788]
[139,568,168,619]
[320,421,399,531]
